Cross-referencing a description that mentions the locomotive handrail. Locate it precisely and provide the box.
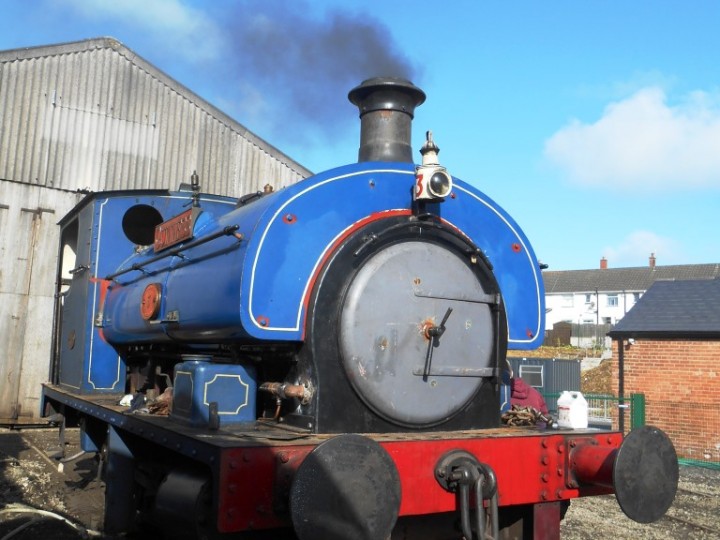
[104,225,241,280]
[412,366,498,377]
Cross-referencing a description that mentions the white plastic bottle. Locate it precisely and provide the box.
[557,391,588,429]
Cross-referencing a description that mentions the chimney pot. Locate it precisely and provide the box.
[348,77,426,163]
[600,257,608,270]
[649,253,656,268]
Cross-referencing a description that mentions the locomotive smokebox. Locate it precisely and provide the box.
[349,77,426,163]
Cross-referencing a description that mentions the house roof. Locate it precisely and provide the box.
[543,263,720,294]
[608,278,720,338]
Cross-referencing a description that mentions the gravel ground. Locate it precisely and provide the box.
[561,464,720,539]
[1,427,718,539]
[0,427,104,539]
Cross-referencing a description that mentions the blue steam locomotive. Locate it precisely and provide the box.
[42,78,677,539]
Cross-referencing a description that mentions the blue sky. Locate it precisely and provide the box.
[2,1,719,270]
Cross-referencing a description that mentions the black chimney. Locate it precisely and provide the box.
[348,77,426,163]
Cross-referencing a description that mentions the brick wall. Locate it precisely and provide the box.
[610,338,720,461]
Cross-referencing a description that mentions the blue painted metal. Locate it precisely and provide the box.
[104,425,136,534]
[101,161,544,350]
[80,426,99,452]
[56,190,237,393]
[171,359,257,427]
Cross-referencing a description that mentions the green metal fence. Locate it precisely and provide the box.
[540,393,720,467]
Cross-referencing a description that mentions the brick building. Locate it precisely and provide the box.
[608,278,720,463]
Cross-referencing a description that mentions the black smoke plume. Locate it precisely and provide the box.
[222,3,420,145]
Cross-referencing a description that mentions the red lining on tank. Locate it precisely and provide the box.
[299,210,411,338]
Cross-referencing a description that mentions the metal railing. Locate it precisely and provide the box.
[540,393,720,466]
[542,392,646,431]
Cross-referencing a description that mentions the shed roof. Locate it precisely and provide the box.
[543,264,720,294]
[0,37,313,194]
[608,278,720,338]
[0,37,311,171]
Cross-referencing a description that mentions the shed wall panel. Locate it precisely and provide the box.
[16,295,54,419]
[0,181,81,420]
[0,293,26,419]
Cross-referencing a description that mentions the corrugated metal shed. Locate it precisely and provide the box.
[0,37,312,421]
[507,357,581,414]
[0,37,311,193]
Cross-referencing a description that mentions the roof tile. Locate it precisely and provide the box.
[609,278,720,336]
[543,263,720,293]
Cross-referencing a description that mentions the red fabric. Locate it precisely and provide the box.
[510,378,549,415]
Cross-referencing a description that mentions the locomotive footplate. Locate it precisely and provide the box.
[41,384,677,538]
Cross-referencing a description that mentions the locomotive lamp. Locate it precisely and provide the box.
[415,131,453,200]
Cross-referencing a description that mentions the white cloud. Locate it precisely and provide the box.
[59,0,225,62]
[602,230,683,268]
[544,87,720,190]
